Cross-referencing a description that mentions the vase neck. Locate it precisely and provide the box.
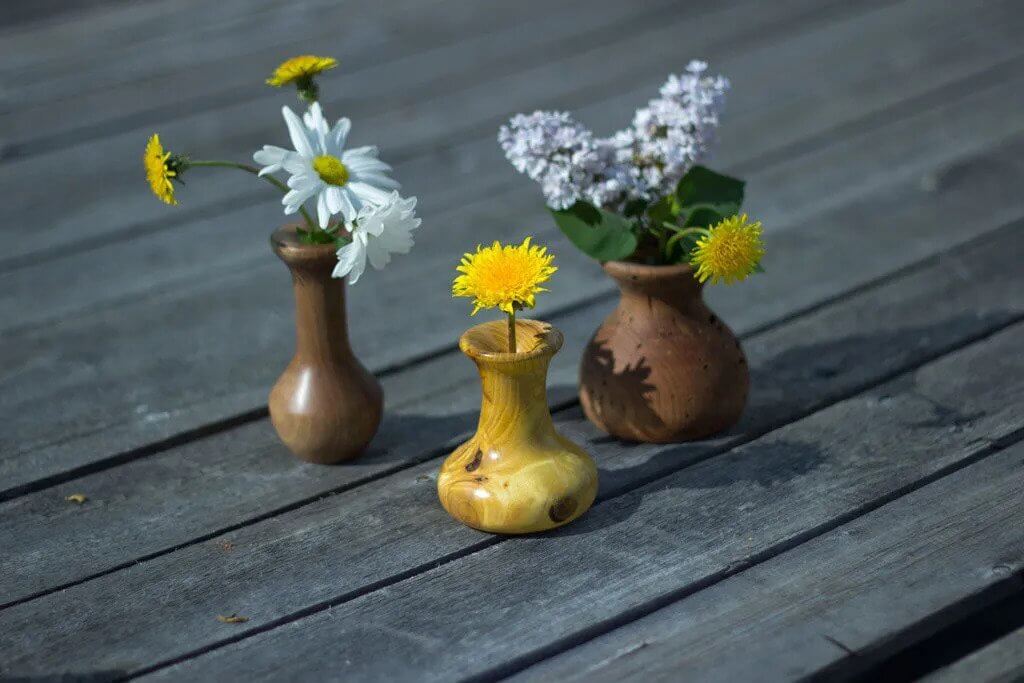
[272,227,352,362]
[604,261,706,317]
[460,319,563,447]
[475,354,558,444]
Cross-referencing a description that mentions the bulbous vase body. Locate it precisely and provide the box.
[438,319,598,534]
[579,260,748,443]
[269,226,382,464]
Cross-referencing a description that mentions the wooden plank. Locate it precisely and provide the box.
[6,308,1019,679]
[3,60,1023,499]
[2,225,1022,676]
[2,209,1022,607]
[924,626,1024,683]
[4,208,1020,606]
[0,0,1007,265]
[511,440,1024,683]
[0,0,671,159]
[0,0,441,83]
[6,48,1023,339]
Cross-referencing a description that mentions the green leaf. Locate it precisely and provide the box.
[549,202,638,262]
[646,195,676,226]
[675,166,745,216]
[682,204,728,230]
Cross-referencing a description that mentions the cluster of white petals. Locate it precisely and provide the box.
[333,193,421,284]
[254,103,421,284]
[498,61,729,212]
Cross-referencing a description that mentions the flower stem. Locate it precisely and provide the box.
[507,310,517,354]
[188,160,316,230]
[664,226,710,259]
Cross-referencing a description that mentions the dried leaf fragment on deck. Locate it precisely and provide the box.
[216,613,249,624]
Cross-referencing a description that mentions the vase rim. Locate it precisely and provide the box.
[459,318,563,363]
[601,259,696,280]
[271,224,343,271]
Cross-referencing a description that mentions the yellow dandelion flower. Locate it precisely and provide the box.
[144,134,178,205]
[266,55,338,87]
[690,214,765,284]
[453,237,557,315]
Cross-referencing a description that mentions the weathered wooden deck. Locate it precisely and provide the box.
[2,0,1023,680]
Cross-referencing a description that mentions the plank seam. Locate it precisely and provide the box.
[2,217,1020,616]
[0,0,896,273]
[115,311,1024,678]
[0,0,740,163]
[470,426,1024,683]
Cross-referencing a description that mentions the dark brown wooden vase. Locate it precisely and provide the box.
[579,260,748,443]
[269,226,382,464]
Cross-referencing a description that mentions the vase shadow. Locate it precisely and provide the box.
[544,310,1011,537]
[581,342,664,439]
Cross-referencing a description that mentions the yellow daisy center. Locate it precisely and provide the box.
[143,133,178,206]
[452,237,557,315]
[312,155,349,186]
[690,214,765,284]
[266,55,338,87]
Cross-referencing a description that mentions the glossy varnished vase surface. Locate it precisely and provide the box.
[269,226,382,464]
[438,319,598,534]
[579,260,748,443]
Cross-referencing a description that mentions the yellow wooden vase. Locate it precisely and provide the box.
[437,319,598,534]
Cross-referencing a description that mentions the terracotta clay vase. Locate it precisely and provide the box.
[579,260,748,443]
[437,319,598,534]
[268,226,382,464]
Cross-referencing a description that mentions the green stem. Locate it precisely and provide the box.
[507,309,517,354]
[664,226,711,259]
[189,160,316,230]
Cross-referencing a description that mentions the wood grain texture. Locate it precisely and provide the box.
[2,223,1021,675]
[129,322,1024,682]
[5,32,1024,498]
[0,0,670,156]
[0,0,807,264]
[513,440,1024,683]
[3,111,1024,609]
[438,320,597,533]
[3,0,1011,267]
[267,227,382,464]
[924,625,1024,683]
[580,261,748,442]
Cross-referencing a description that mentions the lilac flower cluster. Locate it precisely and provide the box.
[498,61,729,212]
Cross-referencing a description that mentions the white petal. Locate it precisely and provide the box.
[331,117,351,151]
[282,106,314,158]
[316,191,331,228]
[337,189,358,220]
[365,237,392,271]
[333,240,366,282]
[348,181,395,206]
[253,145,290,175]
[283,185,316,209]
[351,172,400,190]
[326,186,344,214]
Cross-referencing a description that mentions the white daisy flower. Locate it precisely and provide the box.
[253,102,399,228]
[333,192,421,284]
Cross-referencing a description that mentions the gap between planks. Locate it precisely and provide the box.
[0,0,904,271]
[1,220,1019,675]
[121,304,1024,680]
[3,23,1020,499]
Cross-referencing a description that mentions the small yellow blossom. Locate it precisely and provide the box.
[144,134,178,205]
[453,237,557,315]
[266,55,338,88]
[691,214,765,284]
